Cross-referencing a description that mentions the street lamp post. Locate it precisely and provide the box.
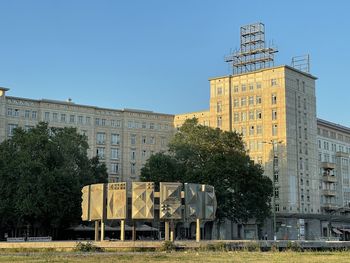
[263,140,283,241]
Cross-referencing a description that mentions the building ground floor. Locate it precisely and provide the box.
[208,214,350,241]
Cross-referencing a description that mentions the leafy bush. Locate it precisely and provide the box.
[75,242,104,252]
[160,241,176,252]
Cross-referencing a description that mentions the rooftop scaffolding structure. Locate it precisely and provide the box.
[225,22,278,75]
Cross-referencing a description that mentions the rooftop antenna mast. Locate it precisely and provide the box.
[225,22,278,75]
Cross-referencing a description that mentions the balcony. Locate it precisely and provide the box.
[322,175,337,182]
[336,151,349,158]
[322,203,338,211]
[321,162,335,169]
[322,189,337,196]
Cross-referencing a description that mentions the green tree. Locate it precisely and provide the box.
[0,122,107,238]
[141,118,272,224]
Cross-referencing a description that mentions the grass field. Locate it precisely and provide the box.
[1,251,350,263]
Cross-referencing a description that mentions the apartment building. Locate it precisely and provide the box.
[0,87,174,183]
[175,65,319,217]
[317,119,350,210]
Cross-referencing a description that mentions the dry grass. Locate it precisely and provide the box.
[1,251,350,263]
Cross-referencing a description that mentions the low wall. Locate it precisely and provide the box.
[1,240,350,251]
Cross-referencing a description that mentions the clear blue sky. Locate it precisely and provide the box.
[0,0,349,126]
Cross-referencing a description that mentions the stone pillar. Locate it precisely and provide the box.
[94,221,99,241]
[164,221,170,241]
[120,220,125,241]
[101,221,105,241]
[196,218,200,242]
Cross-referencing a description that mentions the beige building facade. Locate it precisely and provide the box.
[0,88,174,183]
[175,65,319,216]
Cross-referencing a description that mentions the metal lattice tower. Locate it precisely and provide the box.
[225,22,278,75]
[291,54,310,73]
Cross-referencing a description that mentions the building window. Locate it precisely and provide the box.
[86,117,91,125]
[142,136,147,144]
[101,119,106,126]
[111,163,119,174]
[131,163,136,175]
[256,110,262,120]
[95,118,100,126]
[241,127,246,136]
[271,94,277,104]
[275,204,279,212]
[78,116,83,124]
[304,128,308,140]
[53,113,58,122]
[217,101,222,113]
[256,96,262,104]
[130,150,136,161]
[149,136,155,144]
[249,111,254,120]
[217,87,223,95]
[96,147,105,159]
[233,85,239,92]
[234,112,239,122]
[241,97,246,106]
[161,137,166,146]
[257,125,262,135]
[142,122,147,129]
[7,108,12,116]
[241,84,246,92]
[271,79,277,86]
[272,124,278,136]
[256,82,261,89]
[248,96,254,105]
[8,124,18,137]
[150,123,154,129]
[111,133,120,145]
[13,109,19,117]
[70,115,75,123]
[131,134,136,145]
[96,132,106,144]
[25,110,30,119]
[272,109,277,120]
[275,188,279,199]
[111,148,120,160]
[249,84,254,91]
[32,111,37,119]
[249,126,254,136]
[241,112,247,121]
[142,150,147,158]
[233,98,239,107]
[61,114,66,123]
[217,116,222,128]
[44,112,50,121]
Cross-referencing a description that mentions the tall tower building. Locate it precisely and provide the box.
[175,23,320,239]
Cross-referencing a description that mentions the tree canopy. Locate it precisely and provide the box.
[0,122,107,238]
[141,118,272,224]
